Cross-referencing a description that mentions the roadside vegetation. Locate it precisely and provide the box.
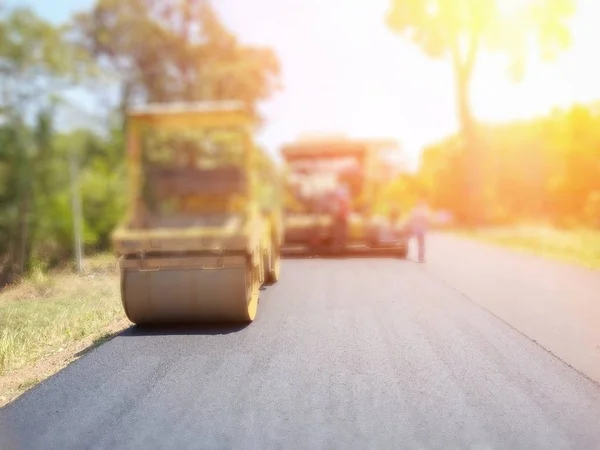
[459,226,600,270]
[0,254,123,375]
[417,107,600,229]
[0,254,126,405]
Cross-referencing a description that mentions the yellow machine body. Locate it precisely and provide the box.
[112,101,281,325]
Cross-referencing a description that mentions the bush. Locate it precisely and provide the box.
[584,191,600,228]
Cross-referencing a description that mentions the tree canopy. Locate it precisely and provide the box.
[0,7,94,114]
[72,0,280,122]
[0,7,92,282]
[417,103,600,227]
[386,0,574,115]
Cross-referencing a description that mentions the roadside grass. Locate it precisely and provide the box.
[459,225,600,270]
[0,254,126,378]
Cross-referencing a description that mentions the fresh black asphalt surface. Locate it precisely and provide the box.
[2,235,600,449]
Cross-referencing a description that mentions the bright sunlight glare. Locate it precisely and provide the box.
[11,0,600,168]
[497,0,533,16]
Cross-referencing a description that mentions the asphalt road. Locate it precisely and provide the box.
[2,235,600,450]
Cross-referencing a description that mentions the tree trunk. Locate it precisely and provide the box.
[119,81,132,133]
[70,154,83,274]
[13,122,33,278]
[17,190,31,275]
[456,67,482,226]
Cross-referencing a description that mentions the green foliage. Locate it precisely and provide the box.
[0,6,96,282]
[0,7,71,78]
[0,1,281,282]
[373,174,421,216]
[255,148,282,211]
[0,7,96,112]
[418,103,600,227]
[584,191,600,228]
[0,112,126,284]
[61,129,127,251]
[73,0,281,122]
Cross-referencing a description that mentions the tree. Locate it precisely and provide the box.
[385,0,575,223]
[416,103,600,228]
[0,7,103,282]
[72,0,281,123]
[0,7,94,113]
[0,8,75,282]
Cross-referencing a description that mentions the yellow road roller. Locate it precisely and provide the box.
[111,101,282,325]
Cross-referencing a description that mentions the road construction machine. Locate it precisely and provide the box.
[112,101,282,325]
[281,136,409,257]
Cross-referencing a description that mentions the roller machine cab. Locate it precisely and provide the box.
[112,101,281,325]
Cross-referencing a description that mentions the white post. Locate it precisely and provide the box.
[69,153,83,274]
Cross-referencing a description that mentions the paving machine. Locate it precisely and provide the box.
[281,137,409,257]
[112,101,282,325]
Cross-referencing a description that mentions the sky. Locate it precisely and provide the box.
[7,0,600,169]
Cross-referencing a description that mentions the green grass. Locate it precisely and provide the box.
[460,226,600,270]
[0,254,125,376]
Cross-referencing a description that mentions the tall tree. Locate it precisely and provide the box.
[385,0,575,223]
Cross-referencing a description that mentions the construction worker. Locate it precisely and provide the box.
[332,184,351,251]
[408,200,431,263]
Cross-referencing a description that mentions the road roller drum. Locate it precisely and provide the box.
[120,254,260,325]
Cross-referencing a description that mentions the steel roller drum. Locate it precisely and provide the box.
[120,255,260,325]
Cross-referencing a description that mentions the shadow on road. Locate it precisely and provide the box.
[281,252,409,261]
[74,325,131,358]
[72,323,248,359]
[281,244,410,261]
[118,322,250,338]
